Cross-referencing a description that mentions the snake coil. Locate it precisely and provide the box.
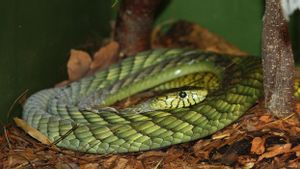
[22,49,263,154]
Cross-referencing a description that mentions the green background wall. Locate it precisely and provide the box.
[0,0,298,125]
[156,0,264,55]
[0,0,112,125]
[156,0,299,59]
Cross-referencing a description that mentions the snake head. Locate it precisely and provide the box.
[120,89,208,114]
[149,89,208,110]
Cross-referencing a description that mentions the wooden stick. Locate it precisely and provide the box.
[114,0,162,56]
[262,0,295,117]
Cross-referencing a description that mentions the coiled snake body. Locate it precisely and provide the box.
[22,49,263,154]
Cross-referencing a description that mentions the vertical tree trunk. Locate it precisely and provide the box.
[114,0,162,56]
[262,0,295,117]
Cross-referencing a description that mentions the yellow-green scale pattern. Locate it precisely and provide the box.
[155,72,219,92]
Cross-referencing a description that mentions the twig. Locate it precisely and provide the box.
[52,124,79,145]
[3,127,11,150]
[153,158,163,169]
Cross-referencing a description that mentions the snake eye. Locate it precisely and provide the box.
[179,91,187,98]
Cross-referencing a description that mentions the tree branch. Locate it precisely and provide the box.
[114,0,162,56]
[262,0,295,117]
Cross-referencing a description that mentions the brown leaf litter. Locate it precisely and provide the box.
[3,103,300,168]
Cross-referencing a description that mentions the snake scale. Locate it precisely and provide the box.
[22,49,263,154]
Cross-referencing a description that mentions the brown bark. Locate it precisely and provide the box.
[262,0,295,117]
[114,0,162,56]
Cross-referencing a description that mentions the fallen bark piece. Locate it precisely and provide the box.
[258,143,292,161]
[251,137,265,155]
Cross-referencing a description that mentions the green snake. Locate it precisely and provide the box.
[22,49,264,154]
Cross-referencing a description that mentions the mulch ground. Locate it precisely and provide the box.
[2,101,300,168]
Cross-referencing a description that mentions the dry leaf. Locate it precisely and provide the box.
[67,49,92,81]
[251,137,265,155]
[90,41,119,72]
[258,144,292,161]
[14,117,51,145]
